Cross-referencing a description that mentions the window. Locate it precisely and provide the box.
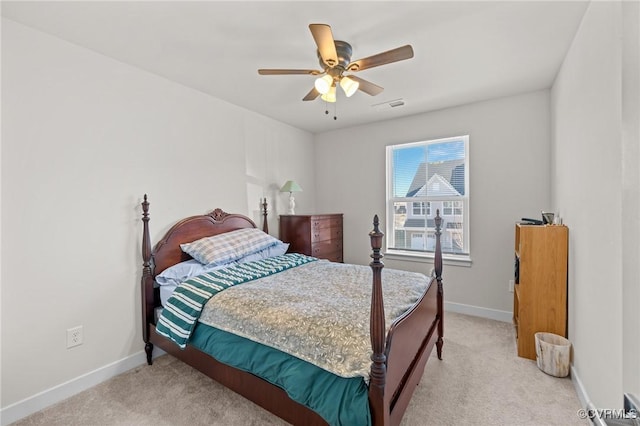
[412,202,430,216]
[386,135,470,260]
[443,201,463,216]
[443,201,453,215]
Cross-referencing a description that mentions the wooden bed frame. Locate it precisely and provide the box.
[140,195,444,425]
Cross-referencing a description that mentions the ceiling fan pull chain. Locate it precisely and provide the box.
[325,99,329,116]
[334,101,337,120]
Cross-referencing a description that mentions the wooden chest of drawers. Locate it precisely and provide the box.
[279,214,343,262]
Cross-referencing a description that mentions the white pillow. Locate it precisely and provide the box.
[156,260,231,307]
[156,259,227,287]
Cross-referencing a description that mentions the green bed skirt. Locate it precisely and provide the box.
[188,322,371,426]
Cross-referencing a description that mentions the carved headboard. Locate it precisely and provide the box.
[140,195,268,342]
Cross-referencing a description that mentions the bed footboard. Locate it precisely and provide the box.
[368,211,444,426]
[385,283,440,424]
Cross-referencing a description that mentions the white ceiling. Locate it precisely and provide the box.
[2,1,589,134]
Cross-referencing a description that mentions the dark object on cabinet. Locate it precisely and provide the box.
[279,214,343,262]
[140,196,444,425]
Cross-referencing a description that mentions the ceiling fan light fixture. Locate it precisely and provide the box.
[314,74,333,95]
[339,76,359,97]
[320,84,337,103]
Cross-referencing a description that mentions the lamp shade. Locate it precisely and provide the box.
[314,75,333,95]
[340,76,359,97]
[320,84,337,103]
[280,180,303,193]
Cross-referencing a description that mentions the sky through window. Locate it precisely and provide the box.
[392,140,465,196]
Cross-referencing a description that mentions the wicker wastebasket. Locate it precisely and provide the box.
[535,332,571,377]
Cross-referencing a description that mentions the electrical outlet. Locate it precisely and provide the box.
[508,279,515,293]
[67,326,83,348]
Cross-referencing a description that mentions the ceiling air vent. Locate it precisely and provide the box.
[372,99,405,111]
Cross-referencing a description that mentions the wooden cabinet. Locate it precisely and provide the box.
[279,214,343,262]
[513,224,568,360]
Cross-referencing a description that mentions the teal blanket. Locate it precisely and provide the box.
[156,253,316,348]
[189,322,371,426]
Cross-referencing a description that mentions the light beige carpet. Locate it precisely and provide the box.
[12,312,586,426]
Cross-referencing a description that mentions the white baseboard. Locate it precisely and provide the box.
[570,365,590,409]
[445,301,513,323]
[0,348,165,426]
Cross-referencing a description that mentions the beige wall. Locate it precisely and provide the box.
[551,0,640,408]
[1,18,315,409]
[620,0,640,398]
[314,90,552,315]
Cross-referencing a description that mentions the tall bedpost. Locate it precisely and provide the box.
[434,209,444,360]
[368,215,389,425]
[141,194,154,365]
[261,198,269,234]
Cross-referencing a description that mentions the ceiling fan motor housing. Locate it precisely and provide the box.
[318,40,353,74]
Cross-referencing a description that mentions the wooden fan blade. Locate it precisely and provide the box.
[258,69,322,75]
[302,87,321,101]
[348,75,384,96]
[347,45,414,72]
[309,24,338,68]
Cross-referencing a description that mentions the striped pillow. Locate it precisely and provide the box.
[180,228,281,266]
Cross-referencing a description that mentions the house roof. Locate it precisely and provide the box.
[406,159,465,197]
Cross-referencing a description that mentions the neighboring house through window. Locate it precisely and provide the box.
[386,135,470,261]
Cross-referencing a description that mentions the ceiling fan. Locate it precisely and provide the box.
[258,24,414,103]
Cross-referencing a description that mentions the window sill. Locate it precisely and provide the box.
[384,250,472,268]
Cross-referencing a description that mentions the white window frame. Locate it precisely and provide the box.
[385,135,471,266]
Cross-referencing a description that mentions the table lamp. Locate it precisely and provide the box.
[280,180,303,214]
